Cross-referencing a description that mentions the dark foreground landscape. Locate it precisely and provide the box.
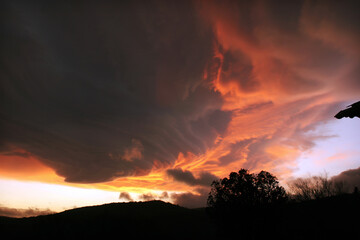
[1,194,359,240]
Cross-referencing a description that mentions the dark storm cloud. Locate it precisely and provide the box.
[167,168,217,186]
[0,1,230,182]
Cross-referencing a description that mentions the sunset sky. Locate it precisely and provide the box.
[1,0,359,216]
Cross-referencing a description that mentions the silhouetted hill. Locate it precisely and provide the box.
[1,196,359,240]
[0,201,216,240]
[208,193,360,240]
[281,193,360,240]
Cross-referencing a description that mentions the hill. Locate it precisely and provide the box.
[1,195,359,240]
[211,193,360,239]
[0,200,216,240]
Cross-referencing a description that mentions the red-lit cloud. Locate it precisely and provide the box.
[195,0,359,178]
[0,146,61,182]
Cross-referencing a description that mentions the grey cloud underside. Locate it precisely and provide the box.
[166,168,218,187]
[0,206,54,218]
[0,1,230,183]
[171,188,209,208]
[332,167,360,192]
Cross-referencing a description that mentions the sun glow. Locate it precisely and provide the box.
[0,179,119,212]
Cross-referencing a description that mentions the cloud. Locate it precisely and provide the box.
[171,188,209,208]
[0,0,359,189]
[218,138,254,166]
[202,0,359,100]
[116,139,144,163]
[167,168,217,187]
[194,0,360,180]
[138,192,169,202]
[0,1,231,183]
[0,206,54,218]
[119,192,133,202]
[332,167,360,192]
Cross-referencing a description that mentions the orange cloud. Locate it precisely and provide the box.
[191,0,360,182]
[0,148,62,183]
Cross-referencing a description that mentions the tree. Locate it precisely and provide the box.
[288,174,345,201]
[207,169,287,209]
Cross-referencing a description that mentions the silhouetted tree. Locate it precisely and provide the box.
[207,169,287,209]
[288,174,346,201]
[207,169,287,239]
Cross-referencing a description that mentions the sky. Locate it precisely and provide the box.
[1,0,359,216]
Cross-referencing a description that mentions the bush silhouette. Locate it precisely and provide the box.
[207,169,287,239]
[207,169,287,209]
[288,174,346,201]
